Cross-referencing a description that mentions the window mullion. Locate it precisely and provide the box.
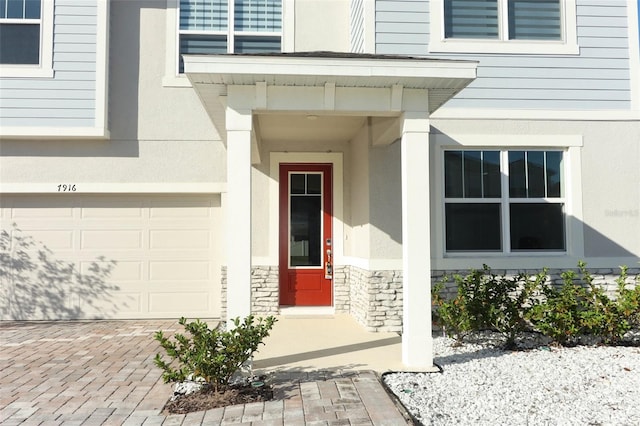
[524,151,530,198]
[227,0,234,53]
[501,150,511,254]
[461,152,466,198]
[543,152,548,198]
[499,0,509,41]
[480,151,485,198]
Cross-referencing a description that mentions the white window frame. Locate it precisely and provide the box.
[0,0,53,78]
[429,0,579,55]
[432,134,584,265]
[164,0,291,87]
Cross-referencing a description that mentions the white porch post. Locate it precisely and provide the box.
[225,105,253,328]
[400,111,435,369]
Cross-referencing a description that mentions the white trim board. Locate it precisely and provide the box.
[0,182,227,194]
[0,127,110,139]
[431,108,640,121]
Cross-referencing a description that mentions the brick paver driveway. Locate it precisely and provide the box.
[1,320,175,425]
[0,320,410,425]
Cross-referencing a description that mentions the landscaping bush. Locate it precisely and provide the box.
[527,262,640,345]
[432,276,475,343]
[154,315,276,391]
[433,262,640,348]
[432,266,543,347]
[527,266,591,345]
[615,265,640,330]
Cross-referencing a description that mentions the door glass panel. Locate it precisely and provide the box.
[290,196,321,266]
[289,172,323,267]
[290,174,306,194]
[307,174,321,194]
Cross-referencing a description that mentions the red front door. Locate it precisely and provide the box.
[279,164,333,306]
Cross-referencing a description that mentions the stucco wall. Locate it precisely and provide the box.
[348,121,371,259]
[369,141,403,260]
[294,0,351,52]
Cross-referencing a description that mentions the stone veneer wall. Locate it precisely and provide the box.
[431,267,640,299]
[223,265,638,325]
[250,266,280,315]
[220,265,350,320]
[348,266,404,332]
[333,266,350,313]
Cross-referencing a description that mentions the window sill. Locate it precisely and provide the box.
[429,39,579,56]
[444,251,568,258]
[0,65,54,78]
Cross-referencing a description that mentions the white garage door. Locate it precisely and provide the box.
[0,194,222,320]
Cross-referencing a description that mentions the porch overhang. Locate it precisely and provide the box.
[184,53,478,160]
[184,52,478,116]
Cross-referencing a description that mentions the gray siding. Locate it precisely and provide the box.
[351,0,365,53]
[375,0,632,110]
[0,0,98,128]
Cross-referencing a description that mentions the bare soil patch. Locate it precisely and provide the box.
[162,382,274,415]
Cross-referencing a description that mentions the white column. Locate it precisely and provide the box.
[400,111,436,369]
[225,106,253,328]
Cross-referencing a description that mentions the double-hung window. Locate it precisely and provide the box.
[178,0,282,73]
[430,0,578,54]
[0,0,53,78]
[444,149,566,253]
[0,0,42,65]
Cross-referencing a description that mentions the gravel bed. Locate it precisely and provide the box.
[384,332,640,426]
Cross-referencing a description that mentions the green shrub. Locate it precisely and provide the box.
[154,315,276,390]
[432,277,475,343]
[527,266,589,345]
[616,265,640,330]
[485,269,546,348]
[527,262,639,345]
[578,263,631,344]
[432,266,544,347]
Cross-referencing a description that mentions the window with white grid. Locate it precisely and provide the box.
[444,149,566,253]
[178,0,282,72]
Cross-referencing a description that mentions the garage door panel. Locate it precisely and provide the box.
[21,229,74,250]
[11,205,74,218]
[81,201,144,218]
[150,292,211,313]
[150,230,211,249]
[1,195,221,320]
[81,230,143,250]
[81,260,142,281]
[149,261,210,280]
[79,292,143,318]
[150,199,213,218]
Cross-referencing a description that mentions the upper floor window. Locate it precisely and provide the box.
[430,0,578,55]
[0,0,53,78]
[444,149,566,253]
[445,0,561,41]
[178,0,282,72]
[0,0,42,64]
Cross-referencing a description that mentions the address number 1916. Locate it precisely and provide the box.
[57,184,77,192]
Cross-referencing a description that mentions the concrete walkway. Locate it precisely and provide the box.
[0,318,412,425]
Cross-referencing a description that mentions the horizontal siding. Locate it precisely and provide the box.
[375,0,633,111]
[0,1,98,128]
